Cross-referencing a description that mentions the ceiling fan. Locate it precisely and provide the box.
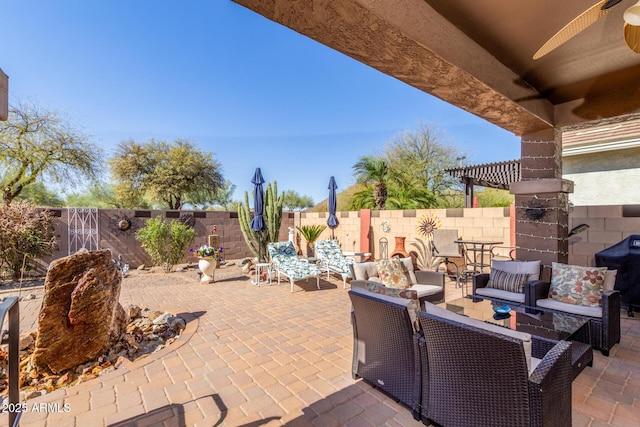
[533,0,640,59]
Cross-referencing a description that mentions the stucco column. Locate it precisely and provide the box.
[510,128,573,265]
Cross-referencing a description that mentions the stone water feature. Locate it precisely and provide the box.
[31,249,128,373]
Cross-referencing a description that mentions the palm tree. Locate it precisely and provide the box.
[352,155,388,210]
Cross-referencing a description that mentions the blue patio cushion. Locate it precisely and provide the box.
[267,241,321,280]
[314,239,354,277]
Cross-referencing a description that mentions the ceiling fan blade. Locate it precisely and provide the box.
[533,0,613,59]
[624,23,640,52]
[603,0,623,9]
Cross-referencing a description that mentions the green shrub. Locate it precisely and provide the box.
[135,216,195,272]
[296,224,327,256]
[0,200,56,280]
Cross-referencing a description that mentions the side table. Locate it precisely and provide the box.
[252,262,272,286]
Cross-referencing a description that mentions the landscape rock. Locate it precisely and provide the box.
[136,264,146,271]
[31,249,127,373]
[242,263,252,274]
[126,304,142,319]
[152,312,171,325]
[236,257,252,267]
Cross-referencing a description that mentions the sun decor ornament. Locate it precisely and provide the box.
[416,213,441,238]
[381,220,391,233]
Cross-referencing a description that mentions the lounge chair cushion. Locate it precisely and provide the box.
[492,259,541,281]
[267,241,321,280]
[424,302,534,372]
[549,262,607,307]
[486,268,530,293]
[314,240,354,277]
[375,258,409,289]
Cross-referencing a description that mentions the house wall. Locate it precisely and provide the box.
[568,205,640,266]
[563,147,640,206]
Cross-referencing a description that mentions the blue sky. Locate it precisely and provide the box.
[3,0,520,205]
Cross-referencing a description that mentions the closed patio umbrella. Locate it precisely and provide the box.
[250,168,265,263]
[327,176,339,239]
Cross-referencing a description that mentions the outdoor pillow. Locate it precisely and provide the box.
[604,269,618,291]
[549,262,607,307]
[398,257,418,285]
[375,258,409,289]
[492,259,541,281]
[486,268,530,293]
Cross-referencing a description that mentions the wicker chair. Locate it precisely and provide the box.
[527,264,621,356]
[418,306,573,427]
[348,287,421,419]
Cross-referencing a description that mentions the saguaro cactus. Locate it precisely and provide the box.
[239,181,284,262]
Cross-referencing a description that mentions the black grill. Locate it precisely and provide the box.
[595,234,640,316]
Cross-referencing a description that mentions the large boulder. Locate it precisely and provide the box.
[32,249,128,373]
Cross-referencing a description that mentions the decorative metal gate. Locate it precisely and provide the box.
[67,208,99,254]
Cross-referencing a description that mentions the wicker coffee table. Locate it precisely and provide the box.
[439,297,593,379]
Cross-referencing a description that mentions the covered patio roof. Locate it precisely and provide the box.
[231,0,640,134]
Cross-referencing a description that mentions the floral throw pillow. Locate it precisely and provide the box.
[486,268,530,293]
[375,258,409,289]
[549,262,607,307]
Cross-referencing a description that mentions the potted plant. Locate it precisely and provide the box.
[190,244,223,283]
[296,224,327,257]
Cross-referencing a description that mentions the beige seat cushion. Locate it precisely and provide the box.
[475,287,526,303]
[536,298,602,318]
[408,284,443,297]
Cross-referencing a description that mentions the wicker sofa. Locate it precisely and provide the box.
[418,303,573,427]
[348,286,421,419]
[350,257,445,306]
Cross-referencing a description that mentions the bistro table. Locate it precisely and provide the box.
[455,239,503,274]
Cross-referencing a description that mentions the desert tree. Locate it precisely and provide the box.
[283,190,314,212]
[109,138,224,210]
[384,122,465,206]
[0,101,103,205]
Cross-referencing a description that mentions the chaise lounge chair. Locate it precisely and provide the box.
[314,239,355,289]
[267,241,321,293]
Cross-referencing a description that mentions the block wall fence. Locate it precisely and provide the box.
[31,204,640,274]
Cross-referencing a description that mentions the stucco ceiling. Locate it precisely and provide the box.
[231,0,640,136]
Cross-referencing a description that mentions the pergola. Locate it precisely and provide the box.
[446,160,521,208]
[232,0,640,265]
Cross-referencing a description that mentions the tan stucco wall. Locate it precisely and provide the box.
[563,147,640,206]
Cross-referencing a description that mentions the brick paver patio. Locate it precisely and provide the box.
[4,262,640,426]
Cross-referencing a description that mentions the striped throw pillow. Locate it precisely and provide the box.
[486,268,530,293]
